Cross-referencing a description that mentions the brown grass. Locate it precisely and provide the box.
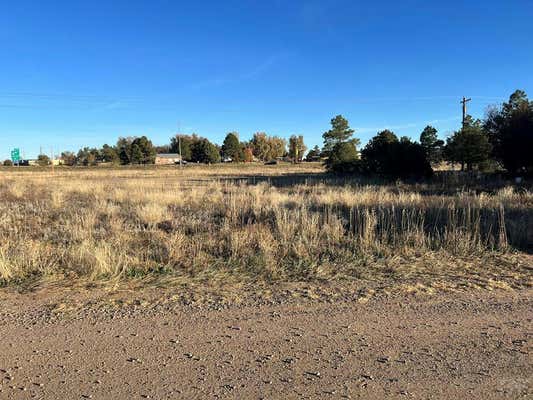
[0,163,531,295]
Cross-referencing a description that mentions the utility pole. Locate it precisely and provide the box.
[177,121,182,168]
[179,136,182,167]
[461,96,471,128]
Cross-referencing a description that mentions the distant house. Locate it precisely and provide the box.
[26,158,63,166]
[155,153,182,165]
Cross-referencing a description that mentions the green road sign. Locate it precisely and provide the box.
[11,148,20,163]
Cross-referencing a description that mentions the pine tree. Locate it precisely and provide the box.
[322,115,357,156]
[445,117,492,171]
[420,125,444,165]
[484,89,533,175]
[222,132,243,161]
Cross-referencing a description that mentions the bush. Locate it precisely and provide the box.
[37,154,51,166]
[3,159,13,166]
[391,139,433,179]
[326,141,360,173]
[361,131,432,179]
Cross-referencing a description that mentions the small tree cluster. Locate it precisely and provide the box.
[485,90,533,175]
[361,131,432,179]
[288,135,307,162]
[169,134,220,163]
[249,133,287,161]
[322,116,431,179]
[117,136,156,165]
[64,136,154,166]
[321,89,533,178]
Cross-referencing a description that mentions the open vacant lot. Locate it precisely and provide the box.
[0,164,531,292]
[0,165,531,399]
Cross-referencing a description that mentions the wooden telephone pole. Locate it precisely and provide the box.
[177,121,182,168]
[461,96,471,128]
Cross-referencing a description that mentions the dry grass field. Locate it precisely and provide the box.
[0,163,531,302]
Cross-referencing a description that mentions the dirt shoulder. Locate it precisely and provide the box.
[0,289,531,399]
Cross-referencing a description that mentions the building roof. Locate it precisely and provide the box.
[156,153,181,158]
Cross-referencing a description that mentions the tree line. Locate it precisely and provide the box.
[323,89,533,178]
[31,132,306,166]
[4,89,530,178]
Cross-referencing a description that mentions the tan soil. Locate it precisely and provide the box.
[0,289,531,399]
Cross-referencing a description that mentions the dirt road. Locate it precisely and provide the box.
[0,290,531,399]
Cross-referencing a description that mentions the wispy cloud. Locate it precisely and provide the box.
[241,56,279,80]
[102,100,132,110]
[0,91,141,111]
[190,54,284,90]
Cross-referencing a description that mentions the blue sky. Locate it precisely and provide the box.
[1,0,532,159]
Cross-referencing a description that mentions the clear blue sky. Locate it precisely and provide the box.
[1,0,532,159]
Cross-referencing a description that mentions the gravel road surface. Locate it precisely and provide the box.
[0,290,531,399]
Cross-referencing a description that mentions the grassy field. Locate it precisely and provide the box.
[0,163,531,300]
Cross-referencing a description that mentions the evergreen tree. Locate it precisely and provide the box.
[131,136,156,164]
[305,145,321,161]
[191,138,220,164]
[327,141,359,173]
[115,136,156,165]
[117,137,133,165]
[221,132,243,161]
[361,130,399,175]
[361,130,432,178]
[101,144,120,164]
[323,115,360,171]
[169,134,196,161]
[484,89,533,175]
[322,115,357,156]
[130,144,144,164]
[420,125,444,165]
[445,116,492,171]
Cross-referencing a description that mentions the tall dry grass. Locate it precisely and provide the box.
[0,165,531,286]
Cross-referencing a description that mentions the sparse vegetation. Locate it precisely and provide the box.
[0,164,530,293]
